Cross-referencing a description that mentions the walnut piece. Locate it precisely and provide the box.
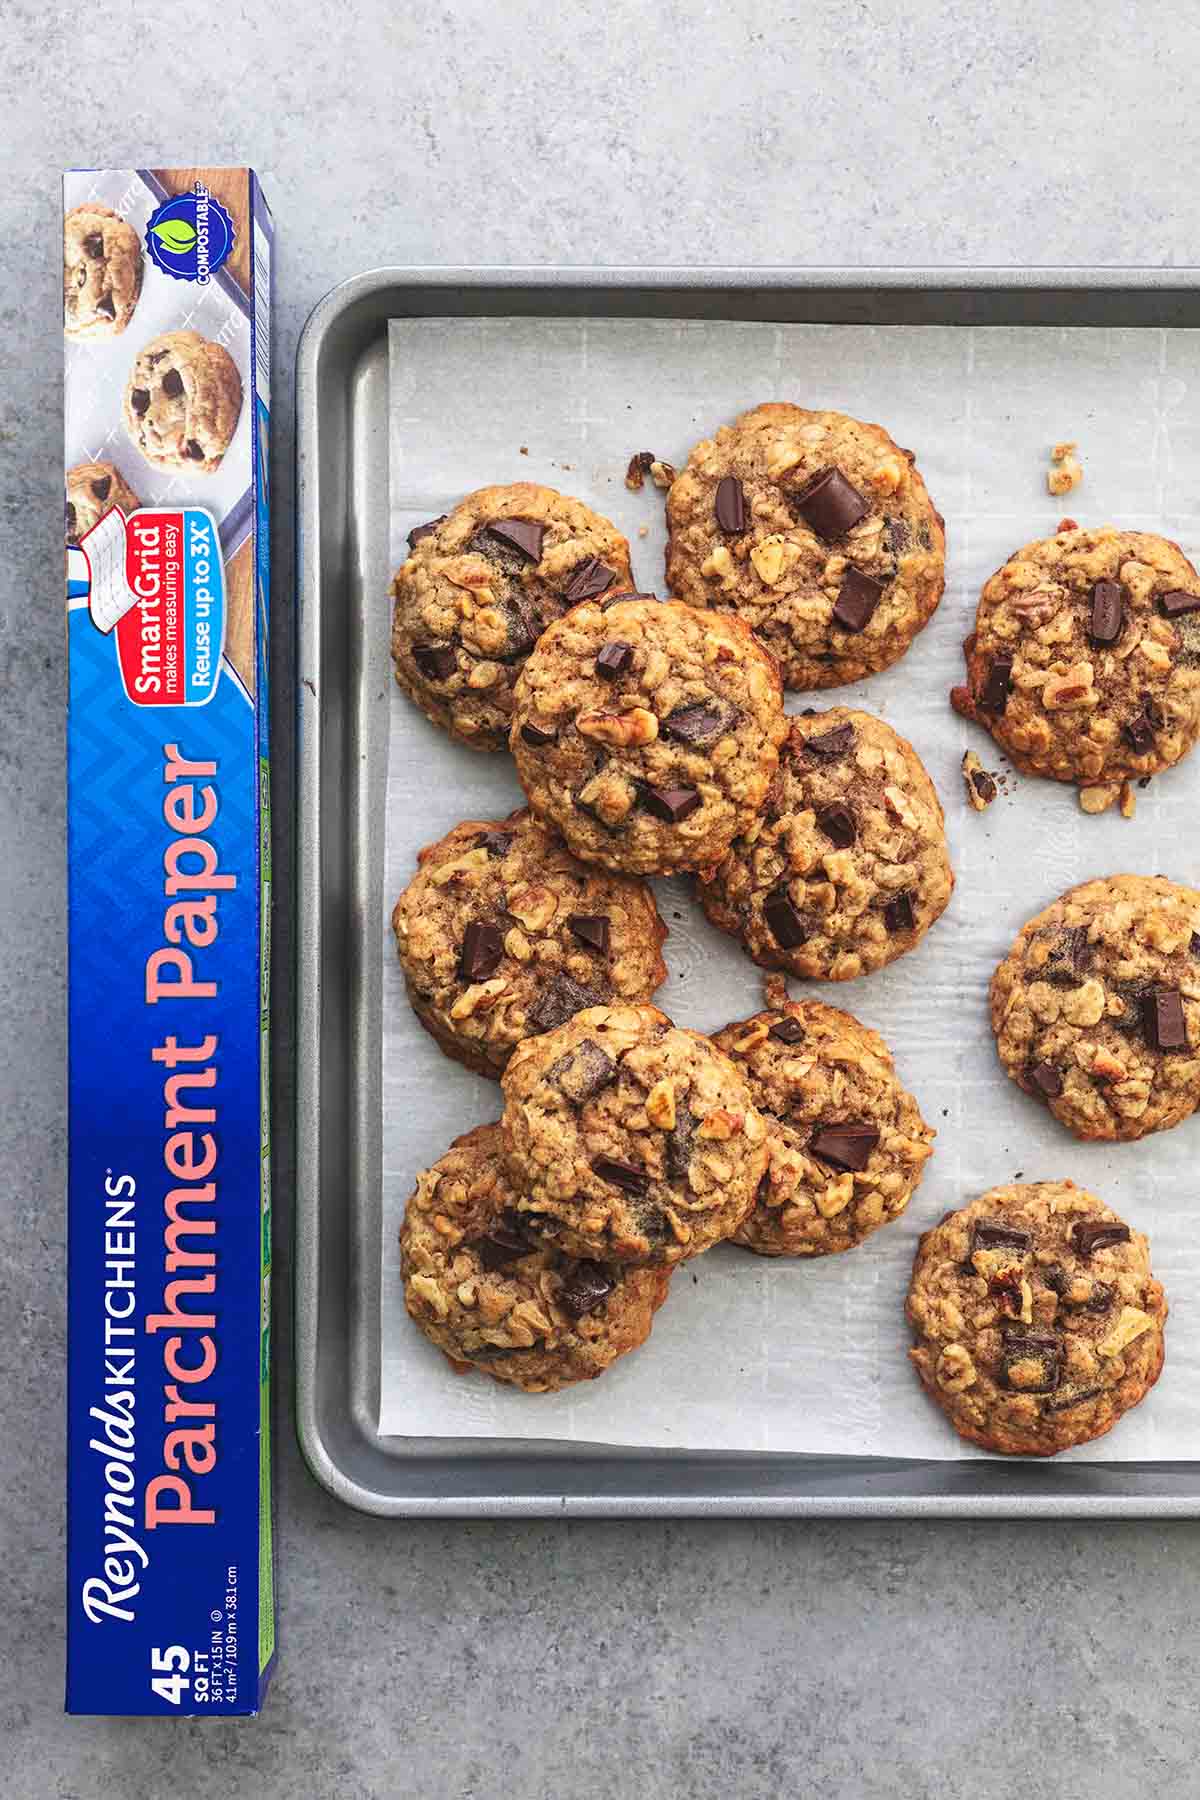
[1047,440,1083,496]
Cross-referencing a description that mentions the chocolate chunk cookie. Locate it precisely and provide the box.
[991,874,1200,1143]
[65,461,139,546]
[713,997,934,1257]
[63,203,143,340]
[401,1123,672,1392]
[390,484,634,751]
[123,330,243,474]
[699,707,953,981]
[500,1003,768,1265]
[664,402,945,690]
[952,524,1200,790]
[907,1182,1166,1456]
[391,806,668,1077]
[510,595,787,876]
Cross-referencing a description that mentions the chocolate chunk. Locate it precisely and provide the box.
[407,514,447,550]
[792,466,870,540]
[473,830,513,859]
[887,517,911,554]
[498,596,538,661]
[883,892,915,935]
[1042,1384,1104,1415]
[130,387,151,416]
[1085,1282,1115,1314]
[805,722,856,762]
[1071,1220,1132,1257]
[1158,589,1200,618]
[90,475,112,502]
[458,919,504,983]
[1143,985,1188,1052]
[661,703,726,747]
[763,888,813,950]
[548,1038,617,1105]
[160,368,184,399]
[412,643,458,682]
[591,1156,648,1195]
[1192,932,1200,957]
[563,557,617,603]
[817,803,857,849]
[65,502,77,541]
[1027,1061,1064,1099]
[1112,980,1154,1036]
[769,1016,806,1044]
[520,719,557,747]
[665,1103,698,1184]
[1124,706,1158,755]
[1088,579,1125,644]
[82,232,104,258]
[832,567,886,633]
[1043,926,1089,985]
[809,1123,879,1172]
[715,475,748,533]
[568,914,610,954]
[484,517,545,563]
[971,769,997,805]
[526,970,604,1035]
[595,641,634,680]
[95,293,116,319]
[1043,1264,1070,1297]
[980,656,1013,715]
[557,1261,615,1320]
[625,451,654,491]
[1000,1328,1062,1394]
[640,785,701,825]
[968,1220,1033,1260]
[474,1222,529,1272]
[185,440,205,461]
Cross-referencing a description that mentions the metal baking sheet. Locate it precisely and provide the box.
[297,266,1200,1515]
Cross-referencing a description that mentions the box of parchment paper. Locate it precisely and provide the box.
[63,168,274,1715]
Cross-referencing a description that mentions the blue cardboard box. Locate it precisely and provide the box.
[64,167,275,1715]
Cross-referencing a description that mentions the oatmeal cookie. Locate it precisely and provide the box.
[123,330,243,474]
[63,203,143,340]
[664,402,945,690]
[500,1003,768,1265]
[391,806,668,1078]
[713,999,934,1257]
[699,707,953,981]
[907,1182,1166,1456]
[390,484,634,752]
[991,874,1200,1143]
[65,461,140,546]
[952,524,1200,788]
[510,596,786,876]
[401,1123,671,1392]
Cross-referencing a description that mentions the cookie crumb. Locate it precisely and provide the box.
[1078,782,1120,815]
[961,749,997,811]
[637,525,649,538]
[1047,441,1083,495]
[625,451,655,491]
[1056,516,1079,533]
[763,973,790,1010]
[1119,779,1137,819]
[519,445,529,456]
[649,459,676,490]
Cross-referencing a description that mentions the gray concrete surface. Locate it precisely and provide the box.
[5,0,1200,1794]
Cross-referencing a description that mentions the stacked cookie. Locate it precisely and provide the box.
[389,436,952,1395]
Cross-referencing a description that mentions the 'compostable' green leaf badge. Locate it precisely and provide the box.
[151,218,197,254]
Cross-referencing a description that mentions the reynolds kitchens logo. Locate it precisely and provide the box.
[145,182,235,284]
